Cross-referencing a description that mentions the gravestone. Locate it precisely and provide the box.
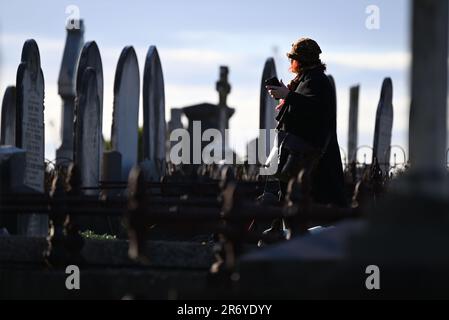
[15,39,47,236]
[168,108,183,133]
[408,0,448,176]
[168,108,183,154]
[259,58,277,158]
[372,78,394,173]
[101,150,122,198]
[111,46,140,180]
[347,85,359,163]
[182,67,235,166]
[56,20,85,166]
[142,46,166,181]
[327,75,337,117]
[0,86,16,146]
[0,146,26,234]
[74,67,101,195]
[76,41,103,166]
[0,146,26,192]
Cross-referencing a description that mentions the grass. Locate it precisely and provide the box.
[80,230,117,241]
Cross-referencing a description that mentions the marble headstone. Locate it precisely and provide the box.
[0,146,26,193]
[15,39,47,236]
[76,41,103,166]
[348,85,359,163]
[111,46,140,180]
[74,68,101,195]
[142,46,166,181]
[0,146,26,234]
[0,86,16,146]
[372,78,394,173]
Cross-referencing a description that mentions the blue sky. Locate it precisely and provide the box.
[0,0,410,164]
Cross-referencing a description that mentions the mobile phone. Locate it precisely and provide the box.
[265,76,281,87]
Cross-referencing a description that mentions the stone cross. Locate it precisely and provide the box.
[56,20,84,166]
[216,66,231,107]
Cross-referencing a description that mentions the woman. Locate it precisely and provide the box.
[266,38,347,207]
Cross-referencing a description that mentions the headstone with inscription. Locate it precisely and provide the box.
[111,46,140,180]
[56,20,85,166]
[15,39,47,236]
[0,86,16,146]
[74,68,101,195]
[348,85,359,163]
[372,78,394,173]
[142,46,166,181]
[76,41,103,167]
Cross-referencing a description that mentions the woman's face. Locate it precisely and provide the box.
[289,58,300,74]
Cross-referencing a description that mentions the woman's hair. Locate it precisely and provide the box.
[297,56,327,72]
[287,58,327,91]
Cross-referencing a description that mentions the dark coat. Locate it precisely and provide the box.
[280,67,347,207]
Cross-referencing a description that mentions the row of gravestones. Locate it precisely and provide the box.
[258,57,394,175]
[0,23,167,235]
[0,23,393,236]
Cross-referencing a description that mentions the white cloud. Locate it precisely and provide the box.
[323,51,410,70]
[0,33,64,53]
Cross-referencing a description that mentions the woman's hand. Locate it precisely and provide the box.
[266,80,289,100]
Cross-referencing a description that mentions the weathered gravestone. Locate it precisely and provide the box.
[74,67,101,195]
[0,86,16,146]
[0,146,26,233]
[327,75,337,117]
[168,108,183,133]
[76,41,103,168]
[0,146,26,192]
[347,85,359,163]
[168,108,184,154]
[56,20,85,166]
[142,46,166,181]
[111,46,140,180]
[15,40,47,236]
[259,58,278,161]
[372,78,394,173]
